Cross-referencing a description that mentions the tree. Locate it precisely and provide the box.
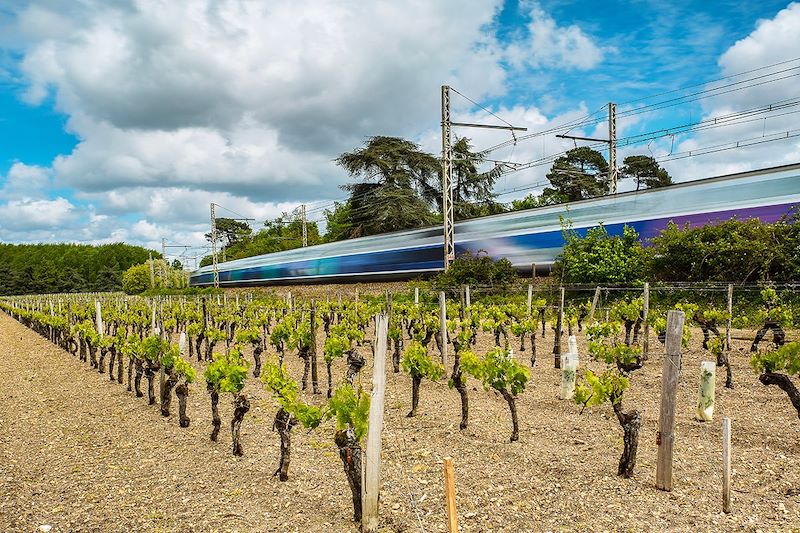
[621,155,673,190]
[323,201,355,242]
[335,136,439,236]
[543,147,609,203]
[451,137,505,220]
[508,193,559,211]
[205,218,252,248]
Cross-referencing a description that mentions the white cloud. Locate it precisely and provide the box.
[0,197,75,231]
[656,2,800,181]
[505,2,609,71]
[2,0,615,246]
[0,162,51,199]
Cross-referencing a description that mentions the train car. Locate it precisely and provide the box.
[190,163,800,286]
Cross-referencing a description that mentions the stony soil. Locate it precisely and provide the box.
[1,300,800,532]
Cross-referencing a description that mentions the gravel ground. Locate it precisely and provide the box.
[1,306,800,532]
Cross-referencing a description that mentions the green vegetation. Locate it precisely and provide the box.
[555,224,649,284]
[461,347,529,442]
[432,250,518,291]
[575,319,643,478]
[650,216,800,282]
[0,242,156,295]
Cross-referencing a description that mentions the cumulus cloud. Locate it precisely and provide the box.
[505,2,609,71]
[0,162,51,199]
[2,0,616,246]
[0,197,75,231]
[657,2,800,180]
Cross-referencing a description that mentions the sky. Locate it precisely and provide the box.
[0,0,798,265]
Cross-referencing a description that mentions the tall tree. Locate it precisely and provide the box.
[450,137,505,220]
[621,155,673,190]
[335,136,439,236]
[205,218,252,248]
[543,147,609,203]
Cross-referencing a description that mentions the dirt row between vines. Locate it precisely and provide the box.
[1,306,800,532]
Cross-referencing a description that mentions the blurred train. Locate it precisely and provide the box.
[190,163,800,286]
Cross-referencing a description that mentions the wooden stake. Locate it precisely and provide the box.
[414,287,419,306]
[95,300,103,338]
[465,285,471,308]
[656,309,685,491]
[362,313,389,533]
[642,282,650,360]
[310,300,320,394]
[439,291,448,368]
[443,457,459,533]
[722,417,732,514]
[554,287,564,369]
[527,284,533,316]
[726,284,733,351]
[588,286,600,323]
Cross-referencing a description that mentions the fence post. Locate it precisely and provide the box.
[554,287,564,369]
[588,286,601,323]
[527,284,533,316]
[439,291,448,368]
[726,284,733,351]
[722,417,732,513]
[642,282,650,359]
[362,312,388,533]
[656,309,685,491]
[444,457,459,533]
[310,300,320,394]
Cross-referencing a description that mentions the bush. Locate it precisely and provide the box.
[433,251,518,290]
[122,264,151,294]
[650,217,800,282]
[554,223,649,284]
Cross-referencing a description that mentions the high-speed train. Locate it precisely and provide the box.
[190,163,800,286]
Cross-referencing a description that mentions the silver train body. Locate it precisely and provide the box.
[190,163,800,286]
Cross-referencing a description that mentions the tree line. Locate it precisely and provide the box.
[0,243,157,295]
[204,136,672,265]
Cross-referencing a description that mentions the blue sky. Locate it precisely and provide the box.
[0,0,798,258]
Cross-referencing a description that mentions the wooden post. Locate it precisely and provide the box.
[439,291,448,368]
[414,287,419,306]
[95,300,103,338]
[179,331,187,355]
[465,285,471,308]
[726,284,733,351]
[310,300,320,394]
[722,417,732,514]
[588,286,601,323]
[656,309,685,491]
[362,312,388,533]
[443,457,459,533]
[642,282,650,360]
[527,284,533,316]
[554,287,564,368]
[531,263,536,282]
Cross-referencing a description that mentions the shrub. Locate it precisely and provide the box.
[122,264,151,295]
[433,250,517,290]
[554,223,649,284]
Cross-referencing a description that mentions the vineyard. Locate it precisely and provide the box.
[1,282,800,532]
